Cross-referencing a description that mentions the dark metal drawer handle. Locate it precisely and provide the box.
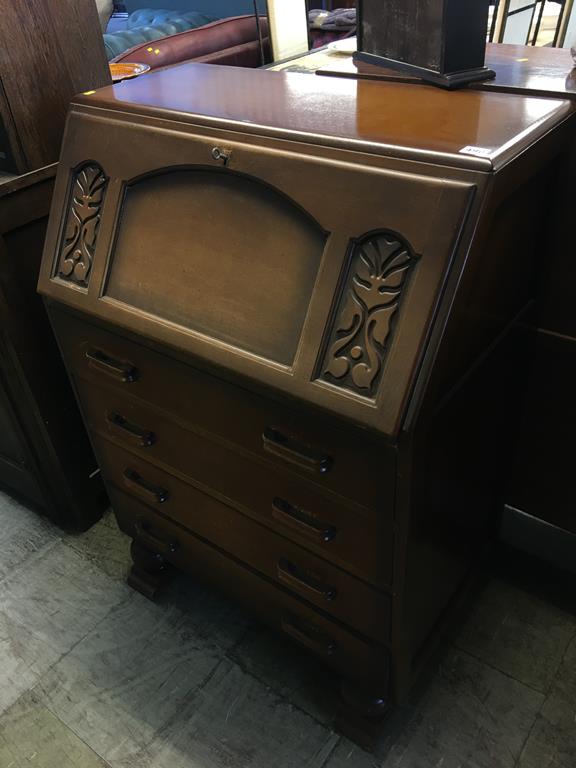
[108,412,156,448]
[272,498,336,544]
[281,614,336,656]
[123,468,168,504]
[277,558,337,601]
[86,348,138,383]
[134,518,178,555]
[262,428,332,474]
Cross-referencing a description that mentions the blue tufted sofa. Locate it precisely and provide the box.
[103,9,218,60]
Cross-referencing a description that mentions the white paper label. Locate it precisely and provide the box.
[459,146,493,158]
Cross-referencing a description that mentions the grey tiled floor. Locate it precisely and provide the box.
[0,490,575,768]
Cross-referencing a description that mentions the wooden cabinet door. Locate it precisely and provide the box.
[0,372,44,506]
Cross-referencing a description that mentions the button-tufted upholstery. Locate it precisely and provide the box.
[109,15,269,70]
[127,9,216,29]
[103,9,218,60]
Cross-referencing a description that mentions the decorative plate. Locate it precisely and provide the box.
[109,62,151,82]
[327,37,357,55]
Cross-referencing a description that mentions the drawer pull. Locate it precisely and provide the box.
[86,348,138,383]
[134,518,178,554]
[272,498,336,543]
[277,558,337,601]
[123,469,168,504]
[262,428,332,474]
[108,412,156,448]
[281,614,336,656]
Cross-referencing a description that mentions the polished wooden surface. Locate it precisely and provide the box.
[481,43,576,98]
[75,62,572,171]
[319,42,576,100]
[0,0,111,173]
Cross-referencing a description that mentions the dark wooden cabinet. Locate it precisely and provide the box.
[0,169,106,526]
[0,0,111,174]
[38,62,575,744]
[0,0,111,525]
[0,369,44,507]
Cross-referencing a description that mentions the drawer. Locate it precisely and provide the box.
[96,437,391,643]
[51,309,395,511]
[111,485,390,686]
[78,378,394,588]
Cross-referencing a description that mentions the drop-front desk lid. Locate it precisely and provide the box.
[73,62,571,171]
[39,63,573,438]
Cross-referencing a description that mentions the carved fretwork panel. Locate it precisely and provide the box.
[318,231,417,399]
[55,164,108,288]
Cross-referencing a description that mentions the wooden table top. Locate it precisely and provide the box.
[76,59,572,172]
[315,43,576,101]
[482,44,576,99]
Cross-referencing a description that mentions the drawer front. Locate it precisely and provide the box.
[96,437,391,643]
[111,486,390,686]
[52,309,395,511]
[78,378,394,588]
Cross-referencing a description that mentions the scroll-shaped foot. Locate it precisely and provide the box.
[127,539,172,600]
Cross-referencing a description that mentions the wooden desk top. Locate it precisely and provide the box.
[75,61,572,172]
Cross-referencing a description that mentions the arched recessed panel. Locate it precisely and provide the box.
[105,170,327,365]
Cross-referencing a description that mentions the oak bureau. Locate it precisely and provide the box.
[38,62,575,744]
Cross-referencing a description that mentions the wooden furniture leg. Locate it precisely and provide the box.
[127,539,172,600]
[336,678,389,750]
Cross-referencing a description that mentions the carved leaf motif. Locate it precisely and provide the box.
[370,304,398,347]
[56,164,108,287]
[319,231,417,398]
[324,294,363,380]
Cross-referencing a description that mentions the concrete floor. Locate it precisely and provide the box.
[0,490,574,768]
